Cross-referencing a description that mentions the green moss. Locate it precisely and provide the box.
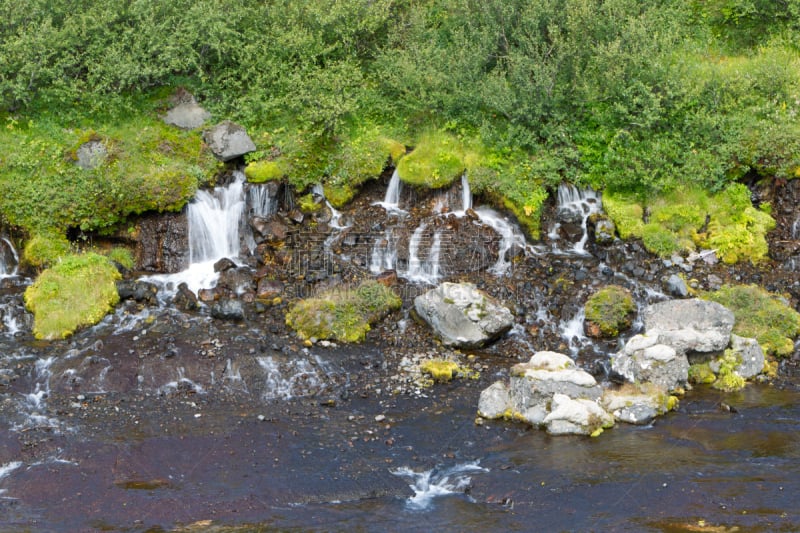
[105,247,134,270]
[702,184,775,264]
[602,193,644,239]
[23,252,121,340]
[298,193,322,213]
[584,285,636,338]
[712,349,746,392]
[688,363,717,384]
[244,160,284,183]
[285,280,402,343]
[396,131,466,188]
[702,284,800,358]
[22,233,71,269]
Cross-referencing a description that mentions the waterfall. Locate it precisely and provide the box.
[313,184,349,230]
[0,237,19,277]
[553,184,602,255]
[247,184,278,218]
[374,169,405,214]
[474,207,528,276]
[188,171,246,264]
[404,225,442,284]
[370,228,398,274]
[460,173,472,212]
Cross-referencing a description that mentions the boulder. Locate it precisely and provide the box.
[172,282,198,311]
[203,121,256,162]
[75,140,107,170]
[611,334,689,391]
[116,280,159,305]
[163,96,211,130]
[414,282,514,348]
[601,386,676,425]
[643,299,734,354]
[477,382,512,419]
[217,267,254,296]
[251,216,289,244]
[210,299,245,321]
[710,334,765,379]
[543,394,614,436]
[665,274,689,298]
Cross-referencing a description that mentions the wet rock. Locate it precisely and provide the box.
[214,258,237,273]
[210,299,245,321]
[256,279,283,300]
[710,335,765,379]
[665,274,689,298]
[218,266,254,295]
[251,216,289,244]
[203,120,256,162]
[116,280,159,305]
[611,334,689,391]
[198,288,217,302]
[477,382,511,419]
[75,140,107,170]
[643,299,734,354]
[601,386,675,425]
[163,92,211,130]
[172,283,198,311]
[414,282,514,348]
[134,212,189,273]
[375,270,398,287]
[590,214,616,245]
[543,394,614,436]
[288,209,305,225]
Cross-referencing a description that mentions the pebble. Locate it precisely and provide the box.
[375,414,386,422]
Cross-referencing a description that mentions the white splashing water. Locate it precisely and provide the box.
[474,207,529,275]
[373,169,406,214]
[13,357,61,432]
[0,461,23,495]
[258,356,327,400]
[404,225,442,285]
[392,461,488,511]
[247,183,279,219]
[554,184,602,255]
[370,228,398,274]
[460,173,472,213]
[559,309,588,357]
[313,184,350,230]
[0,237,19,277]
[158,367,206,395]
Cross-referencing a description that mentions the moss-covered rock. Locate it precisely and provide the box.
[688,363,717,384]
[245,160,285,183]
[396,131,466,189]
[23,253,121,340]
[285,280,401,343]
[584,285,636,338]
[711,349,746,392]
[602,192,644,239]
[22,233,71,269]
[702,284,800,358]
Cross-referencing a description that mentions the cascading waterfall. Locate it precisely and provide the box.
[188,171,246,264]
[460,173,472,213]
[405,225,442,284]
[474,207,529,276]
[374,169,405,214]
[370,228,398,274]
[0,237,19,277]
[552,184,602,255]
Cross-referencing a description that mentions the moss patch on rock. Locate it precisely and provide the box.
[23,252,121,340]
[702,284,800,358]
[21,233,71,269]
[244,160,285,183]
[712,350,746,392]
[285,280,401,343]
[688,363,717,385]
[396,131,467,189]
[584,285,636,338]
[602,193,644,239]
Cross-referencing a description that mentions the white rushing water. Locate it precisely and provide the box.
[0,237,19,277]
[404,224,442,284]
[553,184,602,255]
[559,308,589,357]
[258,356,328,400]
[392,461,488,511]
[373,169,406,215]
[313,184,350,231]
[474,207,529,276]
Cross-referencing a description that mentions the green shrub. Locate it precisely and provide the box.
[584,285,636,338]
[22,233,71,269]
[285,280,402,343]
[641,223,682,258]
[688,363,716,385]
[702,284,800,357]
[711,350,746,392]
[23,252,121,340]
[703,184,774,264]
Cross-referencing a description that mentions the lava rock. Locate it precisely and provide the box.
[665,274,689,298]
[117,280,159,305]
[172,282,198,311]
[210,299,245,321]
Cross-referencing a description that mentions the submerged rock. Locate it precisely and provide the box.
[414,282,513,348]
[203,121,256,162]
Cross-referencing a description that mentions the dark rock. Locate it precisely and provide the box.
[211,299,245,321]
[117,280,159,305]
[665,274,689,298]
[172,283,198,311]
[134,212,189,273]
[218,267,255,295]
[251,216,288,244]
[288,209,305,225]
[214,258,237,273]
[203,120,256,162]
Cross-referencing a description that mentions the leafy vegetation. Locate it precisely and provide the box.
[702,284,800,357]
[0,1,797,257]
[285,280,402,343]
[23,253,120,340]
[584,285,636,338]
